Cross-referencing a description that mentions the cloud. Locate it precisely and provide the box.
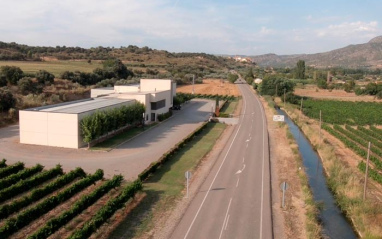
[316,21,379,38]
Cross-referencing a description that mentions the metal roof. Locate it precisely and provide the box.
[30,98,134,114]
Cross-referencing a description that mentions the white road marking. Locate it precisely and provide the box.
[182,95,247,239]
[254,88,267,239]
[225,214,230,230]
[235,164,246,175]
[236,178,240,187]
[219,198,233,239]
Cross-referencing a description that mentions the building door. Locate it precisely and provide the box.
[151,113,155,121]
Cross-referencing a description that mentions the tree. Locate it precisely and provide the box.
[0,88,16,112]
[18,77,35,95]
[36,70,55,85]
[258,75,295,96]
[0,66,23,85]
[344,80,356,92]
[244,68,254,84]
[227,73,238,83]
[295,60,305,79]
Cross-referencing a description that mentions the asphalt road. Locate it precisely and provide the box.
[170,84,272,239]
[0,99,214,180]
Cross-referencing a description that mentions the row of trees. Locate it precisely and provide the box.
[61,59,134,86]
[80,103,145,146]
[0,66,54,86]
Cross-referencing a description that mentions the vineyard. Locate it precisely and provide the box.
[302,99,382,125]
[0,160,142,239]
[296,99,382,184]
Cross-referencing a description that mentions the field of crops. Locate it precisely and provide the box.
[302,99,382,125]
[298,99,382,184]
[322,124,382,184]
[0,160,141,239]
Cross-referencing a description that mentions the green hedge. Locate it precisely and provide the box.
[0,165,63,204]
[0,159,6,168]
[29,175,123,239]
[158,111,172,122]
[0,169,104,238]
[68,179,143,239]
[0,167,85,220]
[0,164,43,190]
[80,102,145,144]
[0,162,24,179]
[139,122,208,181]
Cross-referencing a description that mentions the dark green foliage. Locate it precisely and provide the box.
[295,60,305,79]
[0,169,103,238]
[322,124,382,170]
[17,77,42,95]
[317,79,328,89]
[0,162,24,179]
[29,175,123,239]
[284,92,305,104]
[0,165,62,204]
[228,73,238,83]
[68,179,142,239]
[0,164,43,190]
[158,111,172,122]
[0,159,6,168]
[358,161,382,184]
[80,103,145,144]
[35,70,55,85]
[0,167,85,220]
[302,100,382,125]
[0,65,23,85]
[0,87,16,112]
[258,75,295,96]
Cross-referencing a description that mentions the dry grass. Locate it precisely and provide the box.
[294,85,382,102]
[278,97,382,238]
[0,60,102,76]
[176,79,241,96]
[261,94,321,239]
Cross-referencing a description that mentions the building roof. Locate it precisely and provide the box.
[26,98,134,114]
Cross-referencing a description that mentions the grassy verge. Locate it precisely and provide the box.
[109,123,226,238]
[90,123,158,151]
[278,97,382,238]
[219,100,238,115]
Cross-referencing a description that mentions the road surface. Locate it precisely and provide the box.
[0,99,214,180]
[170,83,272,239]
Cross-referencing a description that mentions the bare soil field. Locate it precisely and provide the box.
[176,79,240,96]
[295,85,382,102]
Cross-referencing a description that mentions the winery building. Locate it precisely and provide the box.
[19,79,176,148]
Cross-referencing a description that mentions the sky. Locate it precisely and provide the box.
[1,0,381,55]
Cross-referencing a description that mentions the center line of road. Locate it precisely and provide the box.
[225,214,230,230]
[236,178,240,187]
[182,92,247,239]
[219,197,233,239]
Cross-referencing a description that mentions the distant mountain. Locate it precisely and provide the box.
[251,36,382,69]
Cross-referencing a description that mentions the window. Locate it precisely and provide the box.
[151,99,166,110]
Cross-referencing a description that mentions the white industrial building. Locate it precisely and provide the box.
[19,79,176,149]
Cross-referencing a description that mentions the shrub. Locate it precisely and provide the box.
[0,88,16,112]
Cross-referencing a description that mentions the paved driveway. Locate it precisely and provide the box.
[0,99,213,180]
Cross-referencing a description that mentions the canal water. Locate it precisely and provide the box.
[278,110,357,239]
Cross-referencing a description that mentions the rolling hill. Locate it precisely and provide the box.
[251,36,382,69]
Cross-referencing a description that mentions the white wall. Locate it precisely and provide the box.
[114,85,140,93]
[91,88,114,97]
[20,111,79,148]
[140,79,172,92]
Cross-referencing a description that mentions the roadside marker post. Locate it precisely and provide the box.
[280,181,289,208]
[185,171,192,198]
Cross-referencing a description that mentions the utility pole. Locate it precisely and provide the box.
[283,88,286,109]
[363,142,371,201]
[319,110,322,145]
[275,84,278,97]
[192,75,195,95]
